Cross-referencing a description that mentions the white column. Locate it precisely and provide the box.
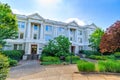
[76,29,78,42]
[68,28,70,40]
[27,21,31,39]
[25,43,30,54]
[40,23,44,40]
[75,45,79,55]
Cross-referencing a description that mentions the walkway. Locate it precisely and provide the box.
[7,60,45,79]
[7,61,120,80]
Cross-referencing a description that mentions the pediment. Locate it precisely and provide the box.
[89,23,98,29]
[28,13,44,20]
[68,21,79,27]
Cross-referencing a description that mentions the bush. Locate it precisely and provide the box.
[41,56,60,62]
[0,54,9,80]
[82,50,100,56]
[88,55,115,60]
[2,50,23,61]
[88,55,107,60]
[66,56,80,63]
[114,52,120,58]
[8,58,18,67]
[40,62,61,65]
[77,60,95,72]
[98,60,120,73]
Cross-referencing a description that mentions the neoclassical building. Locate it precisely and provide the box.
[4,13,97,59]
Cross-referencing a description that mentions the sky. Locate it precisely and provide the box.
[0,0,120,30]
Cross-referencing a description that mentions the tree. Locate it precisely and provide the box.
[89,28,104,51]
[100,21,120,53]
[0,3,18,48]
[42,35,71,57]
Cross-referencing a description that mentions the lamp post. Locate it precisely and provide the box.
[70,42,72,64]
[70,52,72,64]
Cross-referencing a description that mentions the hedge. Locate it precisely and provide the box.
[2,50,23,61]
[77,60,95,72]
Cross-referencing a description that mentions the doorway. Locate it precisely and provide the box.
[71,46,75,53]
[31,45,37,54]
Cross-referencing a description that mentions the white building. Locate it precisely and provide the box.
[4,13,97,60]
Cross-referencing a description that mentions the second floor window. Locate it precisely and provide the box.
[58,27,65,32]
[18,21,25,29]
[20,33,24,39]
[46,25,52,32]
[34,25,38,31]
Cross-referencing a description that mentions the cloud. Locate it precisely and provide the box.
[12,9,22,14]
[65,18,86,26]
[12,8,34,15]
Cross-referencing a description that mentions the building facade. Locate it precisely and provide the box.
[4,13,97,59]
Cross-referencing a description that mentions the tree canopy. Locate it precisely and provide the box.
[0,3,18,47]
[42,35,71,57]
[100,21,120,53]
[89,28,104,51]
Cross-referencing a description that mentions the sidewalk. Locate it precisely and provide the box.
[7,61,120,80]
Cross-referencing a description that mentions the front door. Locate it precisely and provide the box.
[71,46,75,53]
[31,45,37,54]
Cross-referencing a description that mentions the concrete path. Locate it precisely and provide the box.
[7,61,120,80]
[7,60,45,79]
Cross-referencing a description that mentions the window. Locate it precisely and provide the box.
[78,38,82,43]
[21,22,25,28]
[34,25,38,30]
[14,44,23,50]
[33,34,37,39]
[70,37,73,41]
[20,33,24,39]
[45,35,52,41]
[18,21,25,29]
[14,44,17,50]
[70,29,75,35]
[46,25,52,32]
[18,44,22,50]
[58,27,64,32]
[79,30,82,35]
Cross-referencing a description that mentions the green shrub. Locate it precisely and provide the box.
[8,58,18,67]
[114,52,120,58]
[2,50,22,61]
[77,60,95,72]
[0,54,9,80]
[88,55,115,60]
[82,50,100,56]
[40,62,61,65]
[66,56,80,63]
[105,55,115,60]
[88,55,107,60]
[41,56,60,62]
[98,60,120,73]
